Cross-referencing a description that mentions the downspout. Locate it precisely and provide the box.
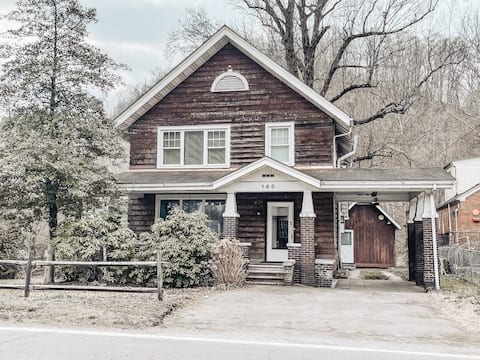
[430,186,440,290]
[455,206,459,243]
[447,203,451,243]
[337,135,358,168]
[333,128,352,168]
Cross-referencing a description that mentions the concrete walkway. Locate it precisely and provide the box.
[165,279,480,356]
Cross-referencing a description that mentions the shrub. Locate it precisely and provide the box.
[0,219,24,279]
[55,212,137,284]
[137,207,218,288]
[211,238,246,287]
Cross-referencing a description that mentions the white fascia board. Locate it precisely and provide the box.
[225,31,353,129]
[114,26,353,132]
[375,205,402,230]
[119,183,213,193]
[114,29,229,130]
[318,181,455,191]
[213,157,320,189]
[458,183,480,201]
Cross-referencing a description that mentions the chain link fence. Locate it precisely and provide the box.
[439,245,480,285]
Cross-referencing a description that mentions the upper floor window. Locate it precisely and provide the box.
[265,122,295,166]
[211,66,249,92]
[158,125,230,168]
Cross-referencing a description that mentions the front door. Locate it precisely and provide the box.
[340,230,354,264]
[266,202,294,262]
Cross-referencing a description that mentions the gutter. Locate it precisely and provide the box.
[336,135,358,168]
[333,128,352,167]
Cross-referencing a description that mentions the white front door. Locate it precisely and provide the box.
[340,230,354,264]
[266,202,294,262]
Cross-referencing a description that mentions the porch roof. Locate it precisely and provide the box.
[119,162,454,199]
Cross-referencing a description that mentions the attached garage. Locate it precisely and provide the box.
[344,203,401,268]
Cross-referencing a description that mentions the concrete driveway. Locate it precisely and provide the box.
[166,278,480,356]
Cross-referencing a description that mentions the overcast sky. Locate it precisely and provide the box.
[0,0,244,110]
[1,0,479,111]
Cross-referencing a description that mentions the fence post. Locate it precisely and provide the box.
[24,249,34,298]
[157,250,163,301]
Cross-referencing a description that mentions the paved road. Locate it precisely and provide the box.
[1,326,480,360]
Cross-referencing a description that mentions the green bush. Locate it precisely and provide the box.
[136,207,218,288]
[0,215,28,279]
[55,212,137,284]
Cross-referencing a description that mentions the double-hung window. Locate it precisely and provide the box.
[158,126,230,167]
[265,122,295,165]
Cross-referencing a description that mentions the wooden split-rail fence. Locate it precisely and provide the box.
[0,251,166,301]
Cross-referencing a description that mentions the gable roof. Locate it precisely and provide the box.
[113,26,352,139]
[439,182,480,208]
[348,203,401,230]
[213,157,320,189]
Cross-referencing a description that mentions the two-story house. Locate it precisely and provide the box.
[115,26,455,288]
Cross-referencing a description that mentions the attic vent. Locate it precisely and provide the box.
[211,66,249,92]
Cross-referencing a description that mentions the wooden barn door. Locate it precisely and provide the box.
[347,205,395,268]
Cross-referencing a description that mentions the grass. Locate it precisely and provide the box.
[360,270,388,280]
[440,275,480,303]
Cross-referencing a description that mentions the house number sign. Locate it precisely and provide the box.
[261,183,275,190]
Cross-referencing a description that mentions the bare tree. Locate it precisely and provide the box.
[165,7,222,58]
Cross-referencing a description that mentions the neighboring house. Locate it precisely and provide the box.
[114,26,455,288]
[437,157,480,247]
[342,203,401,268]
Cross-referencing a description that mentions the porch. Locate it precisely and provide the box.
[119,158,456,290]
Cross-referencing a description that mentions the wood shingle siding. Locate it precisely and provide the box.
[128,194,155,234]
[128,44,334,168]
[313,193,335,257]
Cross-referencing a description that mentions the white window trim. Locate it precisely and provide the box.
[155,194,227,220]
[157,125,231,168]
[265,122,295,166]
[211,69,249,92]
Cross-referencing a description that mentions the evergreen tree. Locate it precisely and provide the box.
[0,0,125,282]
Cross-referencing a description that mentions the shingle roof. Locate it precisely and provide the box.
[118,170,234,185]
[302,167,455,182]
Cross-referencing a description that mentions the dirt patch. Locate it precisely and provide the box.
[0,287,217,329]
[429,276,480,335]
[360,269,389,280]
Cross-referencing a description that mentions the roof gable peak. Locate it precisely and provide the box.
[113,26,352,134]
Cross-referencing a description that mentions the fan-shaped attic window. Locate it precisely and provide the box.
[211,66,249,92]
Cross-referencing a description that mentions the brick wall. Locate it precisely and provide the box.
[300,216,315,286]
[422,219,435,288]
[223,217,239,239]
[287,244,302,283]
[315,259,334,287]
[438,191,480,247]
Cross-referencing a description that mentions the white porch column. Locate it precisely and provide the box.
[299,190,316,218]
[222,192,239,239]
[223,192,239,218]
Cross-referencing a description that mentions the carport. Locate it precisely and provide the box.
[318,167,457,290]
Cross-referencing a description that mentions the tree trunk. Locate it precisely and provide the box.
[43,181,58,284]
